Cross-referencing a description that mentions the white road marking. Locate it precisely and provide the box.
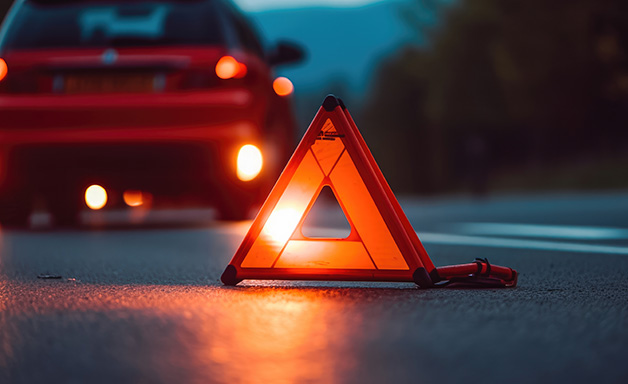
[418,232,628,255]
[453,223,628,240]
[296,226,628,255]
[229,221,628,256]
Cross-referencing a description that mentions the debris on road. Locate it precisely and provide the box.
[37,274,62,279]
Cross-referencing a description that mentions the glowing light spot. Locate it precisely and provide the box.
[0,58,7,82]
[234,62,248,78]
[123,190,144,207]
[264,207,301,244]
[216,56,239,79]
[273,77,294,96]
[85,185,107,210]
[237,144,263,181]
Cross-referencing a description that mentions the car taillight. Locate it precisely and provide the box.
[0,58,7,82]
[273,76,294,96]
[123,190,152,207]
[215,56,247,80]
[235,62,247,78]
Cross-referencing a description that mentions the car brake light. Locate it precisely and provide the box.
[273,76,294,96]
[237,144,263,181]
[123,190,146,207]
[85,184,108,210]
[0,58,7,82]
[216,56,247,80]
[235,62,247,79]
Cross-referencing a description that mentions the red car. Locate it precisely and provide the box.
[0,0,303,226]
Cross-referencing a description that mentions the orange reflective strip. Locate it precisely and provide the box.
[329,151,409,270]
[275,240,375,269]
[242,150,324,268]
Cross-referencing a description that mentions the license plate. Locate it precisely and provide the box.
[64,74,155,94]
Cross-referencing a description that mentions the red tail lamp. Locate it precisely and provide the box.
[273,76,294,96]
[216,56,247,80]
[123,190,144,207]
[0,58,7,82]
[235,62,247,78]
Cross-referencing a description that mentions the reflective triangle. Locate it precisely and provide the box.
[222,95,435,286]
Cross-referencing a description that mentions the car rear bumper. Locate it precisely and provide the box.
[1,138,268,201]
[0,88,259,139]
[0,89,274,200]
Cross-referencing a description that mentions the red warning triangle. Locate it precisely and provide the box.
[221,95,437,286]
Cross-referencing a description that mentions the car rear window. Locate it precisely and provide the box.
[1,0,226,50]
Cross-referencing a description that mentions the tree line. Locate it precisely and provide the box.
[361,0,628,194]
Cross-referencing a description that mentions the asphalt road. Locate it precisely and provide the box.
[1,191,628,383]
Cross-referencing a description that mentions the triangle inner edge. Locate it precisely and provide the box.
[300,185,353,239]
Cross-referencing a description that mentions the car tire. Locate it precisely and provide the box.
[216,199,255,221]
[215,187,257,221]
[0,192,31,228]
[47,189,81,228]
[50,205,81,228]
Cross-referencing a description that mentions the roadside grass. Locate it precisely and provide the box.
[489,154,628,193]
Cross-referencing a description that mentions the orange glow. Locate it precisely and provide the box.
[241,151,324,268]
[215,56,239,79]
[234,62,248,78]
[273,77,294,96]
[264,207,301,244]
[84,185,107,210]
[0,58,7,82]
[0,282,357,382]
[202,288,357,382]
[236,144,263,181]
[123,190,144,207]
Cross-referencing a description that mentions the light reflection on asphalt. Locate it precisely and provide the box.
[0,280,372,383]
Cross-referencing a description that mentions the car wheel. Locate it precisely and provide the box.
[47,190,81,228]
[216,199,255,221]
[50,205,81,228]
[0,192,31,228]
[215,188,257,221]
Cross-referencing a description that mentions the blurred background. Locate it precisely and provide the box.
[1,0,627,200]
[246,0,628,196]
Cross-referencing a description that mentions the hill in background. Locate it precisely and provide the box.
[247,1,429,129]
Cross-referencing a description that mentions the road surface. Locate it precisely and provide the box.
[1,191,627,383]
